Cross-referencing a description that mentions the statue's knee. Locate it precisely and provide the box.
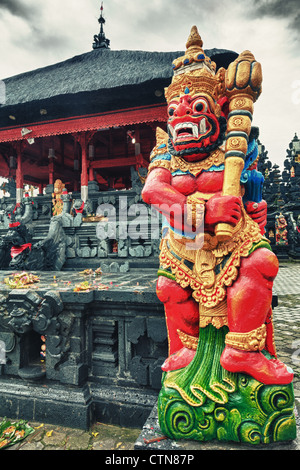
[250,248,279,281]
[156,276,191,303]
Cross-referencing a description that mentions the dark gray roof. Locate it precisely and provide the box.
[2,48,237,107]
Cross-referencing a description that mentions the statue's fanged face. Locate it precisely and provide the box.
[167,92,223,160]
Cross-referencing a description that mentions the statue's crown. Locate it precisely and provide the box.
[172,26,216,75]
[165,26,224,104]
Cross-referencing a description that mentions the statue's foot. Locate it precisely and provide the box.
[220,345,293,385]
[161,347,196,372]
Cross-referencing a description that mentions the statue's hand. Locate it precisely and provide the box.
[225,50,262,102]
[244,200,267,235]
[205,194,242,228]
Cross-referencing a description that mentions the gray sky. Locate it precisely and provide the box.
[0,0,299,169]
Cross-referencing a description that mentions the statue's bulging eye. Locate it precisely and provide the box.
[193,99,208,113]
[168,106,176,117]
[196,103,204,112]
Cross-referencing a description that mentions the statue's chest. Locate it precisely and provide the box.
[171,170,224,196]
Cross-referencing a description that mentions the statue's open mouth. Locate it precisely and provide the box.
[167,114,227,158]
[169,118,211,144]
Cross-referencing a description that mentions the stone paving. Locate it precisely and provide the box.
[3,421,141,451]
[2,262,300,451]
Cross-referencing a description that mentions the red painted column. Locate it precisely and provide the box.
[15,143,24,203]
[88,144,95,182]
[73,132,95,201]
[49,159,54,185]
[81,136,88,202]
[89,163,94,182]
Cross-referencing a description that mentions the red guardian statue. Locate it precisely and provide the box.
[142,26,293,387]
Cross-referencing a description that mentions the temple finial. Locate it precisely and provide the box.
[93,2,110,50]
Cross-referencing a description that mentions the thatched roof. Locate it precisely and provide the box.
[0,48,237,127]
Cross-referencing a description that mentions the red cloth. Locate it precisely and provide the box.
[11,243,32,258]
[75,201,85,214]
[9,222,21,228]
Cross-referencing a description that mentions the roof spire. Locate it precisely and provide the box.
[93,2,110,50]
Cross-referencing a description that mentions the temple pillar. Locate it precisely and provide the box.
[15,143,24,203]
[81,140,88,202]
[88,145,95,181]
[89,164,94,182]
[49,158,54,185]
[73,132,95,202]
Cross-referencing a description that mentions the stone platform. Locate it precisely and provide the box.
[0,268,167,430]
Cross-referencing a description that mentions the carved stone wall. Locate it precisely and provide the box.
[0,281,167,429]
[0,182,161,271]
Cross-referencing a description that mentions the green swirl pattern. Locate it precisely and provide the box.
[158,325,297,445]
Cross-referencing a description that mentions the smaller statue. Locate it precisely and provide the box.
[275,213,288,246]
[52,179,65,216]
[0,204,36,270]
[0,178,16,198]
[0,197,68,271]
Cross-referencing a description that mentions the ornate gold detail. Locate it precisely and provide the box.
[199,300,228,329]
[229,95,254,114]
[160,208,262,312]
[232,97,246,109]
[233,117,243,127]
[165,70,218,103]
[177,330,198,350]
[227,115,252,135]
[226,136,248,154]
[148,158,171,173]
[155,127,169,150]
[225,324,267,351]
[150,127,169,160]
[186,194,205,227]
[228,138,241,148]
[170,148,225,176]
[194,250,216,289]
[148,128,171,174]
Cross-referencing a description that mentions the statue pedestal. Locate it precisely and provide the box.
[157,325,297,445]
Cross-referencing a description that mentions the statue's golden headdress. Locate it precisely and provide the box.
[165,26,225,104]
